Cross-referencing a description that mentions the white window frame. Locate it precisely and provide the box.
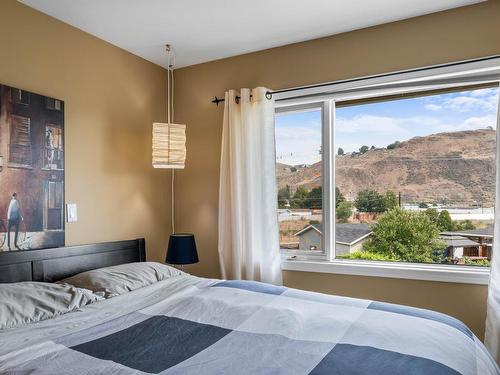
[276,56,500,285]
[276,102,332,261]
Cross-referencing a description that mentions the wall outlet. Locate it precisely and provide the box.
[66,203,78,222]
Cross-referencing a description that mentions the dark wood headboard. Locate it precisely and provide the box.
[0,238,145,283]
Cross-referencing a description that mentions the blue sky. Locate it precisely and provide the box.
[275,87,499,166]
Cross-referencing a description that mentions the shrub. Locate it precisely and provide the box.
[362,207,445,263]
[338,251,397,262]
[454,220,476,231]
[463,257,490,267]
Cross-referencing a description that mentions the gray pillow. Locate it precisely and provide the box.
[59,262,184,298]
[0,282,102,330]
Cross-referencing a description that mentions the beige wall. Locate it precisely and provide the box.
[2,0,498,340]
[0,0,171,263]
[174,0,500,339]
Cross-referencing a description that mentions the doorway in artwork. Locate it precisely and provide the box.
[44,180,63,230]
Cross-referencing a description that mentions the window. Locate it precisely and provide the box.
[276,106,324,254]
[44,124,64,170]
[275,58,500,283]
[9,115,32,167]
[334,86,498,267]
[45,97,62,111]
[10,88,30,105]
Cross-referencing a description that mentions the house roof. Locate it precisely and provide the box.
[295,223,372,245]
[294,223,323,237]
[440,235,480,248]
[441,225,494,238]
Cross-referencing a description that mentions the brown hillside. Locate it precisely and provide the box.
[277,128,496,206]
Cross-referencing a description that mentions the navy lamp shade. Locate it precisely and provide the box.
[166,233,199,265]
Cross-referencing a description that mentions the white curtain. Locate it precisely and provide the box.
[218,87,283,285]
[485,92,500,363]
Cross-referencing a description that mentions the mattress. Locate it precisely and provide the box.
[0,274,498,374]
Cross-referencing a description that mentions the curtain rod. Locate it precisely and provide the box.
[210,54,500,106]
[212,93,272,106]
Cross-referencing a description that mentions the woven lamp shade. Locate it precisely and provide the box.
[152,122,186,169]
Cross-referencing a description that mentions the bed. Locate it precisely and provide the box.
[0,239,498,375]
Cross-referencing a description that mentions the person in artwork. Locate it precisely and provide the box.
[7,193,23,250]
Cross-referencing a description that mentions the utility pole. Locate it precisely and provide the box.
[398,192,402,207]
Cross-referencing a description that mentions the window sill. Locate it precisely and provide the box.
[281,259,490,285]
[8,163,33,170]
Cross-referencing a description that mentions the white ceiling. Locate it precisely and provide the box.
[20,0,482,69]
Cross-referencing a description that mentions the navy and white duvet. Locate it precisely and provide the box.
[0,275,498,374]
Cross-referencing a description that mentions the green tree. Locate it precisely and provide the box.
[307,186,322,209]
[425,209,474,232]
[418,202,429,209]
[454,220,475,231]
[337,147,345,156]
[370,145,376,150]
[424,208,439,225]
[291,187,309,208]
[387,141,401,150]
[355,189,386,212]
[437,210,454,231]
[359,145,369,154]
[277,185,292,208]
[384,191,399,210]
[363,208,445,263]
[335,187,345,208]
[336,201,352,223]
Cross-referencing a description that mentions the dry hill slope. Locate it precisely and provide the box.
[277,128,496,205]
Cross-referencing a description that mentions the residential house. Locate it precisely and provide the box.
[439,235,480,260]
[441,226,494,260]
[294,223,372,254]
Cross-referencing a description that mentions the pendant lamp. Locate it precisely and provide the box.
[152,44,186,169]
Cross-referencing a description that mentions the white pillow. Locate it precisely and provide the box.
[59,262,184,298]
[0,282,102,330]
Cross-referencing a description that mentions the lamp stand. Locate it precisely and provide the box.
[168,263,185,272]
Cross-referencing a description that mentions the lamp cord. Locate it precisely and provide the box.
[171,168,175,234]
[166,45,176,235]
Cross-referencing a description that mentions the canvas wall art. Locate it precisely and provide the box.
[0,84,64,251]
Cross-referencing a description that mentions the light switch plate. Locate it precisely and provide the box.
[66,203,78,222]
